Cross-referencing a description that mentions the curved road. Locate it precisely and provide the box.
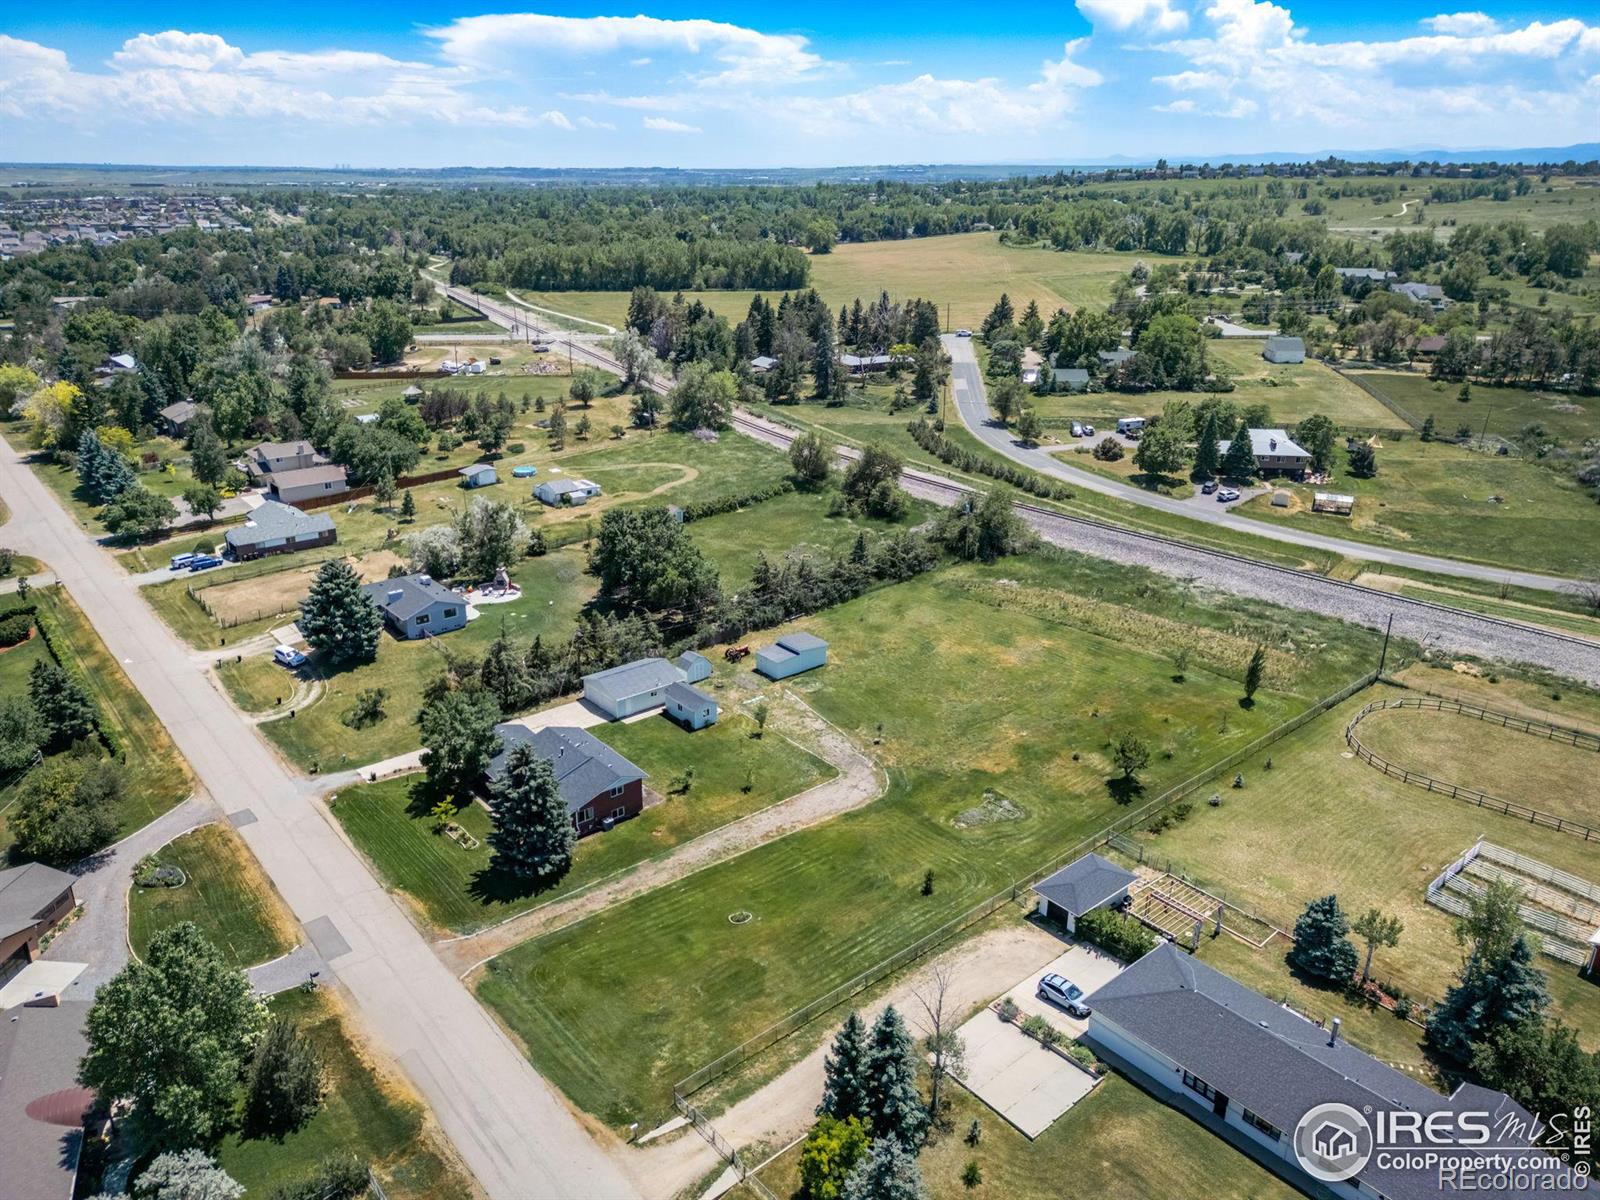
[0,433,642,1200]
[941,334,1575,593]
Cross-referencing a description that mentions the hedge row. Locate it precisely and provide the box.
[1074,905,1159,962]
[677,478,796,523]
[905,418,1074,502]
[0,594,122,760]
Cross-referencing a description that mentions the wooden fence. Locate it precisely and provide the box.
[1345,697,1600,842]
[295,464,478,511]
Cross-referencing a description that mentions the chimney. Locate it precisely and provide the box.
[1329,1017,1342,1046]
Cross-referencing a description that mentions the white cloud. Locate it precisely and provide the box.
[1422,12,1500,36]
[1153,98,1197,112]
[111,31,244,72]
[1076,0,1189,34]
[643,116,702,133]
[425,13,824,87]
[1153,69,1229,90]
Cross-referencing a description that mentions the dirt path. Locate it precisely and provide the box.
[439,693,884,974]
[631,920,1067,1200]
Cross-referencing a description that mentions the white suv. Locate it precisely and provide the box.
[1037,973,1091,1017]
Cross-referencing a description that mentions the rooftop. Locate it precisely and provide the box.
[583,657,683,707]
[487,725,645,813]
[224,500,334,549]
[664,680,716,708]
[1217,427,1310,460]
[1032,852,1136,916]
[0,862,76,942]
[252,439,315,460]
[776,631,827,653]
[361,574,467,621]
[269,464,347,489]
[0,1002,91,1200]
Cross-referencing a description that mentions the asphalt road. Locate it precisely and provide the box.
[941,334,1577,593]
[0,432,643,1200]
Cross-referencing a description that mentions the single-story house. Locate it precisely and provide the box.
[1312,492,1355,516]
[360,574,468,639]
[840,353,903,376]
[749,355,778,374]
[1085,943,1557,1200]
[268,464,350,505]
[677,650,712,683]
[1262,335,1305,365]
[0,863,77,965]
[1050,367,1090,392]
[458,463,498,489]
[755,631,828,680]
[665,681,719,730]
[582,657,685,720]
[1334,266,1395,283]
[224,501,336,561]
[0,1002,91,1200]
[1391,281,1445,305]
[354,413,379,426]
[245,439,320,481]
[485,724,646,838]
[1412,334,1447,356]
[1031,852,1135,933]
[97,353,137,375]
[534,478,602,506]
[1216,428,1312,476]
[245,293,274,313]
[157,399,199,438]
[1097,349,1137,368]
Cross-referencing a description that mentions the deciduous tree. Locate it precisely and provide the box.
[419,687,501,801]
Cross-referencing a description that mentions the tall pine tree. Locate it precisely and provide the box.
[29,659,97,750]
[489,741,575,880]
[1219,420,1258,480]
[818,1011,871,1121]
[299,559,382,665]
[243,1017,325,1136]
[841,1137,928,1200]
[479,625,529,713]
[1192,416,1220,479]
[1287,894,1359,984]
[865,1006,928,1149]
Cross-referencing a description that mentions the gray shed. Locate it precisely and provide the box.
[1031,852,1136,932]
[459,463,498,488]
[664,681,718,730]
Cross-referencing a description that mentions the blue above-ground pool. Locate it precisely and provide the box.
[511,464,538,478]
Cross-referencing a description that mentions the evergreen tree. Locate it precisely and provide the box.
[1472,1018,1600,1158]
[1347,440,1379,478]
[865,1006,928,1149]
[29,659,97,750]
[1420,414,1436,442]
[1192,417,1220,478]
[298,559,382,665]
[399,489,417,521]
[1287,895,1360,984]
[840,1137,928,1200]
[1243,643,1267,704]
[1430,934,1549,1063]
[814,324,842,402]
[489,741,575,880]
[243,1017,325,1136]
[132,1149,244,1200]
[419,687,502,802]
[818,1011,871,1121]
[480,625,530,713]
[1219,420,1257,480]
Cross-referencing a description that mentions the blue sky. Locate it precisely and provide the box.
[2,2,1596,167]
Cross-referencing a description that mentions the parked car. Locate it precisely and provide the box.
[1038,973,1091,1018]
[955,328,972,337]
[1216,488,1241,502]
[1200,480,1219,494]
[1070,422,1084,437]
[273,645,307,668]
[511,464,538,478]
[169,552,198,571]
[186,555,224,572]
[1081,423,1095,437]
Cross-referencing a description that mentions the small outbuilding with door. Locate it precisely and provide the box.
[1262,335,1306,364]
[583,657,684,720]
[755,631,828,680]
[664,681,718,730]
[458,463,498,489]
[1031,852,1136,934]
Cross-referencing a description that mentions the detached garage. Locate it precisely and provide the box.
[755,632,828,680]
[1032,853,1136,934]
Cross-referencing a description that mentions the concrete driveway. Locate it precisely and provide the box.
[1001,943,1126,1039]
[955,1006,1098,1138]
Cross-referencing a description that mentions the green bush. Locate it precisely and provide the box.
[0,613,33,647]
[1075,905,1159,962]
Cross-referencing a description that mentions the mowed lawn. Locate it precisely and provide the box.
[750,1076,1298,1200]
[127,822,296,970]
[327,706,833,934]
[216,987,474,1200]
[515,234,1180,332]
[475,556,1381,1125]
[1124,684,1600,1063]
[1033,341,1404,432]
[1349,371,1600,447]
[1236,433,1600,577]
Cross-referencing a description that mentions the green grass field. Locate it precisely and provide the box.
[327,705,833,934]
[1236,433,1600,576]
[215,987,474,1199]
[475,553,1384,1125]
[127,822,295,969]
[750,1076,1299,1200]
[1121,682,1600,1063]
[515,233,1184,331]
[1034,342,1404,432]
[1349,371,1600,447]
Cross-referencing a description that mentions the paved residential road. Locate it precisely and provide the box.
[0,433,643,1200]
[941,334,1576,593]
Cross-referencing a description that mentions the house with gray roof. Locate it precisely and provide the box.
[1085,943,1559,1200]
[755,631,828,680]
[1334,266,1396,283]
[1097,349,1137,368]
[0,862,77,965]
[582,657,685,720]
[224,501,336,561]
[749,355,778,373]
[1216,428,1312,476]
[534,477,602,506]
[360,574,468,639]
[664,681,719,730]
[1262,335,1305,364]
[1391,280,1445,305]
[0,1001,90,1200]
[1050,367,1090,392]
[157,399,199,438]
[245,439,319,481]
[486,724,646,837]
[268,463,350,506]
[1031,852,1136,932]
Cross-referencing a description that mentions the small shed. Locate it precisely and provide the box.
[1313,492,1355,516]
[755,631,828,680]
[1270,489,1291,508]
[401,385,424,402]
[459,463,498,489]
[1031,852,1136,934]
[535,477,602,506]
[665,681,718,731]
[677,650,712,683]
[1263,335,1306,364]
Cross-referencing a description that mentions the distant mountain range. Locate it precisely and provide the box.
[1,144,1594,189]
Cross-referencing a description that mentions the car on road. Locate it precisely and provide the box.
[169,552,198,571]
[1038,973,1091,1017]
[511,464,538,478]
[186,555,224,572]
[955,328,972,337]
[273,645,307,668]
[1200,480,1219,495]
[1216,488,1241,502]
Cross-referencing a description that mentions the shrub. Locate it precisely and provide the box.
[906,417,1073,501]
[0,613,33,647]
[1093,436,1124,462]
[996,996,1020,1023]
[506,442,525,455]
[192,540,215,554]
[1076,906,1159,961]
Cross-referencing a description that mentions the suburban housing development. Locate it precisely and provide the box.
[0,8,1596,1200]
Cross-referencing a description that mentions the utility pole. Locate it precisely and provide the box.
[1478,398,1494,450]
[945,301,951,333]
[1376,613,1393,677]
